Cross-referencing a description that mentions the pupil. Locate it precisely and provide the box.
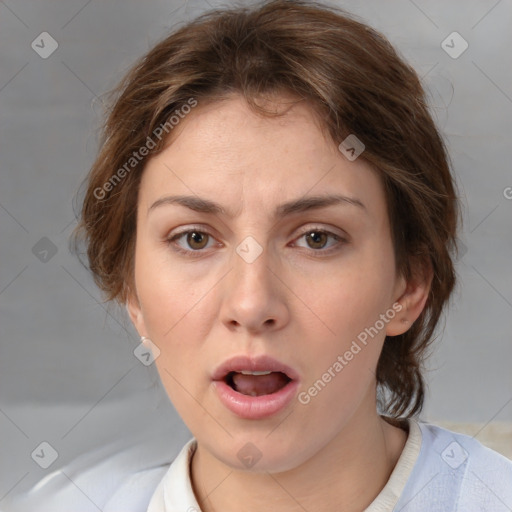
[188,231,208,249]
[307,231,327,249]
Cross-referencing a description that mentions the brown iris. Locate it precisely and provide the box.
[187,231,209,250]
[305,231,328,249]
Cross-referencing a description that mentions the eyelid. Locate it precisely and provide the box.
[290,225,348,254]
[292,224,349,246]
[294,224,348,240]
[167,224,214,238]
[166,225,221,255]
[165,223,349,256]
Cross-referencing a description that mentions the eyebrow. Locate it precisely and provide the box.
[148,193,366,218]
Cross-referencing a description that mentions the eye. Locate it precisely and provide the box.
[304,231,330,249]
[293,228,345,253]
[167,229,218,253]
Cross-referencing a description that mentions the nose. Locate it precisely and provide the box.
[219,240,290,334]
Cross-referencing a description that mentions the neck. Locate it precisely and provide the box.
[191,401,407,512]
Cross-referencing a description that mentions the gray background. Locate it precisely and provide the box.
[1,0,511,507]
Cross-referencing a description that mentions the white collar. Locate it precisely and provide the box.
[147,439,198,512]
[364,419,422,511]
[147,419,422,512]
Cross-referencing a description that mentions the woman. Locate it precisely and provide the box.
[71,1,512,510]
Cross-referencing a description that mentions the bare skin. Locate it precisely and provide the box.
[127,93,430,511]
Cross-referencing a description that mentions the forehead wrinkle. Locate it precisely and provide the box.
[147,192,365,220]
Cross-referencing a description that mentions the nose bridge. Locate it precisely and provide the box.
[231,234,272,297]
[220,234,288,331]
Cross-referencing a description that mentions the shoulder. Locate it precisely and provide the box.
[3,435,178,512]
[102,464,171,512]
[4,461,173,512]
[398,421,512,511]
[107,439,198,512]
[419,421,512,476]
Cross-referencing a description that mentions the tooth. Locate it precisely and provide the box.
[240,370,272,376]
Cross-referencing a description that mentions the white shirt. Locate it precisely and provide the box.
[143,420,512,511]
[6,420,512,511]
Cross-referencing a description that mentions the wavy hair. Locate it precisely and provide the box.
[72,0,459,417]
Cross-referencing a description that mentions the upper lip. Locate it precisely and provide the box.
[212,355,300,381]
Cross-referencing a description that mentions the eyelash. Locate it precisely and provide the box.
[166,225,347,258]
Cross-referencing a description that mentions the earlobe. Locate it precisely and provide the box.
[386,264,433,337]
[125,290,147,338]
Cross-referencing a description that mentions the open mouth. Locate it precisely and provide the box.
[213,356,300,418]
[224,370,292,397]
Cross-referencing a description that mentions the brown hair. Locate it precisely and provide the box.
[72,0,459,418]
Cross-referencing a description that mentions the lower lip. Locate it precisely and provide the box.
[213,379,300,420]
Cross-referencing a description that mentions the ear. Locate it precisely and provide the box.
[386,261,433,337]
[125,287,148,339]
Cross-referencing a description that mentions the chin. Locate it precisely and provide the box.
[203,430,316,474]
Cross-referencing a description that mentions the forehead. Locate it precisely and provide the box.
[139,94,386,221]
[164,94,335,164]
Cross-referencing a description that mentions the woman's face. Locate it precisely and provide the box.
[127,94,411,472]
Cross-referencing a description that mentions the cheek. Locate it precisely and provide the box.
[138,268,214,416]
[135,243,215,337]
[292,250,396,391]
[294,268,389,436]
[133,251,216,401]
[297,259,395,341]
